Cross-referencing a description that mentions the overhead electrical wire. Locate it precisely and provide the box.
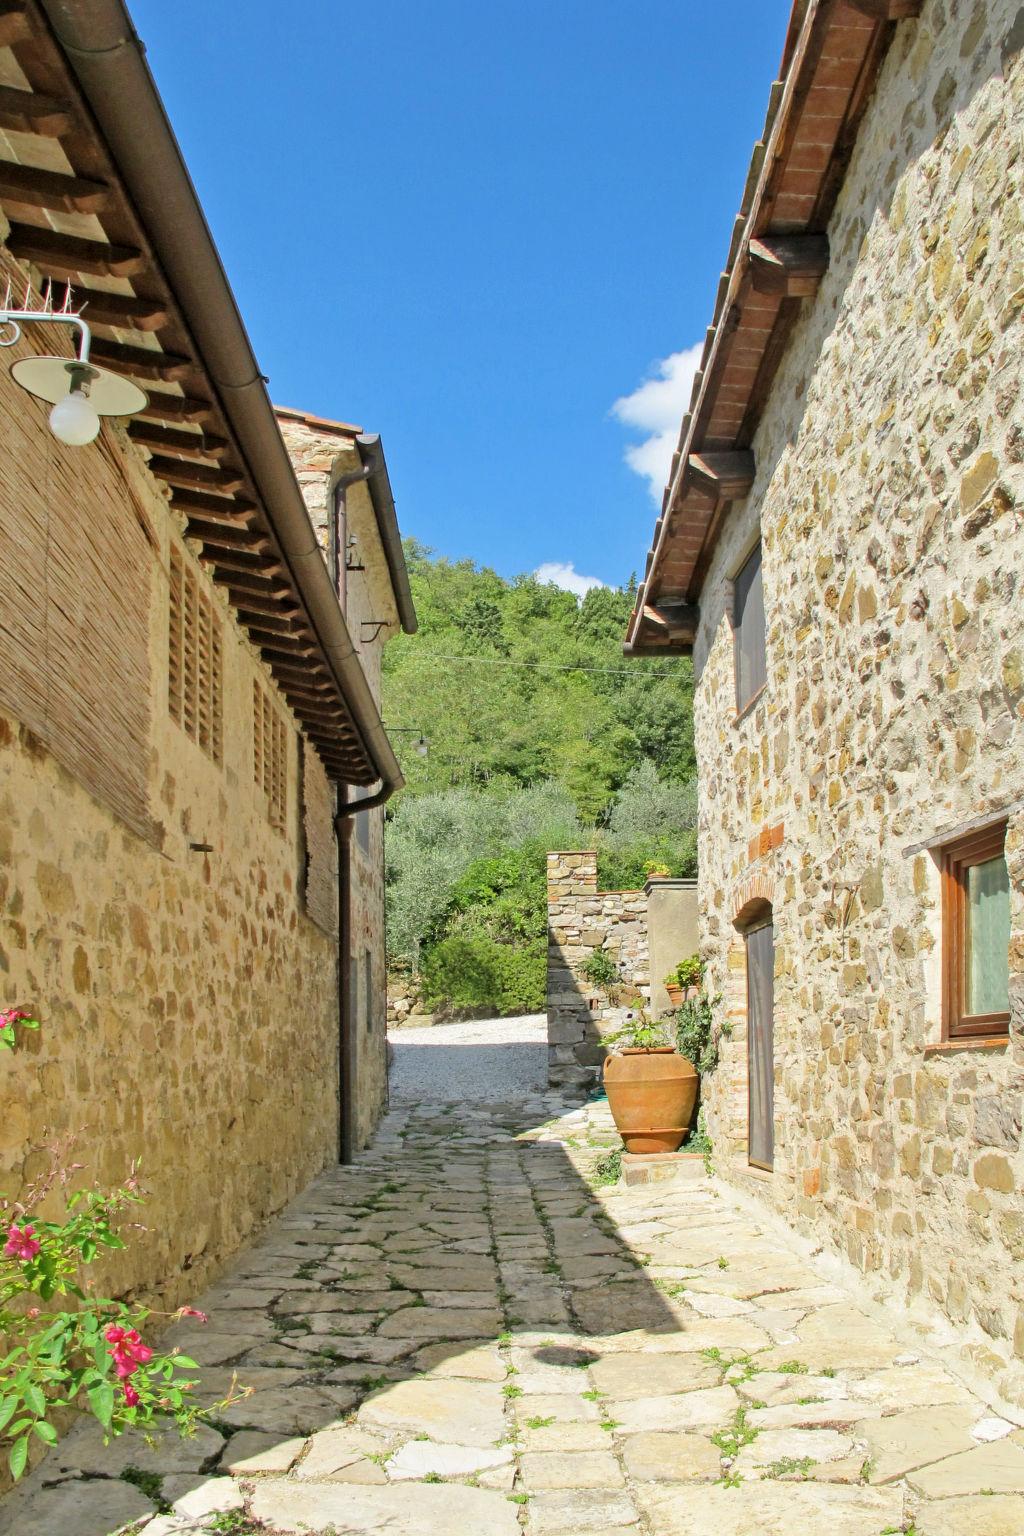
[397,652,684,679]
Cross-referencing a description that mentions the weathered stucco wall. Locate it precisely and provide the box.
[647,878,700,1016]
[277,412,399,1147]
[0,401,341,1310]
[694,0,1024,1402]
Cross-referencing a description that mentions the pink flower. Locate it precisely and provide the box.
[104,1325,153,1380]
[4,1222,41,1260]
[123,1381,140,1408]
[177,1306,208,1323]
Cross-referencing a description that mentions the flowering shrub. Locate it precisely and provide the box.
[1,1008,243,1480]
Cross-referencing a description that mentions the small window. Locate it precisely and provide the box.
[942,822,1010,1039]
[168,545,223,763]
[355,806,371,859]
[364,948,373,1033]
[253,680,288,834]
[733,541,767,712]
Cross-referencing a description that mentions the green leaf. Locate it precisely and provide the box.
[9,1434,28,1480]
[87,1379,114,1429]
[0,1397,17,1432]
[32,1420,57,1444]
[23,1385,45,1417]
[173,1357,198,1369]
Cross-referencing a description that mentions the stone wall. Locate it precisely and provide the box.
[693,0,1024,1404]
[277,411,402,1148]
[546,852,649,1089]
[0,402,343,1313]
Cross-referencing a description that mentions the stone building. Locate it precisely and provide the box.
[0,0,413,1312]
[626,0,1024,1401]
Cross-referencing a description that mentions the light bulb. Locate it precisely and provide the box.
[49,388,100,446]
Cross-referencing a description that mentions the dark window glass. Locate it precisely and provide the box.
[734,542,767,711]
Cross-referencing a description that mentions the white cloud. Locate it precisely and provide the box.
[611,342,703,503]
[534,561,607,600]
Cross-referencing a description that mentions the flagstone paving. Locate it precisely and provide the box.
[3,1093,1024,1535]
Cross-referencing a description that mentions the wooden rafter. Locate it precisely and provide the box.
[748,234,829,297]
[0,159,109,214]
[847,0,921,18]
[687,450,756,501]
[169,490,257,522]
[90,337,192,382]
[127,421,229,460]
[0,82,72,136]
[153,458,245,494]
[6,222,145,277]
[136,393,215,424]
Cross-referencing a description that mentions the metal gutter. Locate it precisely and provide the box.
[41,0,404,799]
[355,434,418,636]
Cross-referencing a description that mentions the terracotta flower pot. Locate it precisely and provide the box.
[603,1047,698,1154]
[665,982,684,1007]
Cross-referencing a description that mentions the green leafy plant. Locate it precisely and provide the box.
[579,948,620,991]
[760,1455,815,1479]
[606,1009,673,1051]
[0,1013,246,1479]
[0,1008,39,1054]
[674,989,722,1076]
[666,955,704,990]
[591,1149,622,1187]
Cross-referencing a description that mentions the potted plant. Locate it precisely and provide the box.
[603,1009,698,1155]
[664,953,704,1008]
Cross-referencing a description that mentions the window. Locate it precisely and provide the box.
[355,806,371,859]
[733,541,767,712]
[253,680,288,833]
[364,948,373,1033]
[168,545,223,763]
[942,822,1010,1039]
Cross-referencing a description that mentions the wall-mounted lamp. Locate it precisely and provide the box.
[0,281,147,446]
[385,725,429,759]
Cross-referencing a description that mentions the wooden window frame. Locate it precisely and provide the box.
[941,820,1010,1041]
[732,539,767,714]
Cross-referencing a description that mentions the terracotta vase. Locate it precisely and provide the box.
[603,1047,698,1154]
[665,982,684,1007]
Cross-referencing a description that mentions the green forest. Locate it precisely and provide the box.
[382,541,697,1015]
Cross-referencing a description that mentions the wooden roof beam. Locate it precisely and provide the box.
[184,521,268,555]
[136,392,215,424]
[226,587,299,619]
[56,283,169,331]
[169,491,256,526]
[151,456,245,494]
[0,5,31,47]
[0,83,73,136]
[687,450,756,501]
[748,234,830,297]
[6,223,145,277]
[193,546,281,576]
[259,642,319,667]
[847,0,921,19]
[90,337,192,382]
[0,159,109,214]
[128,421,229,459]
[642,601,700,639]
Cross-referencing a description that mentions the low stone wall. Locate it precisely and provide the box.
[546,852,649,1090]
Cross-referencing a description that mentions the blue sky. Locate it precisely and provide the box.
[131,1,789,593]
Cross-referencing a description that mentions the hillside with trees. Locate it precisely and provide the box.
[382,541,697,1015]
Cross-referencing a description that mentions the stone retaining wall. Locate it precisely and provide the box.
[546,852,649,1090]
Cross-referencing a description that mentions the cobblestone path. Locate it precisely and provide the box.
[5,1096,1024,1535]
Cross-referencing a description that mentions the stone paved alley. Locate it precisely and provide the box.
[5,1092,1024,1536]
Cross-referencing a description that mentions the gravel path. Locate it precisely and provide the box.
[388,1013,548,1101]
